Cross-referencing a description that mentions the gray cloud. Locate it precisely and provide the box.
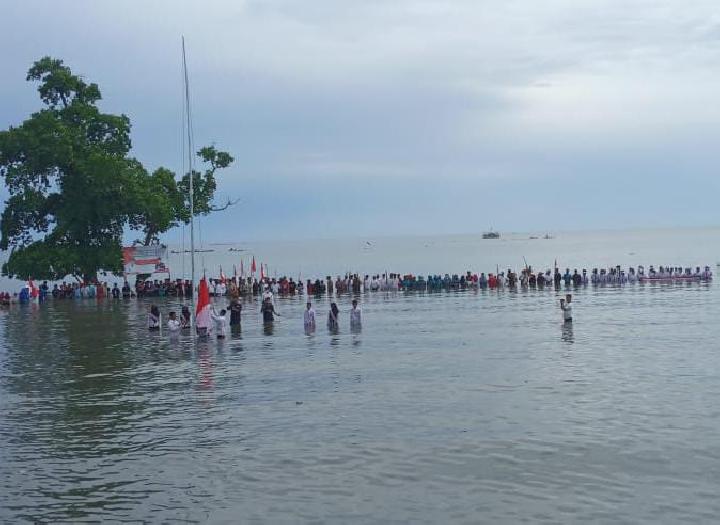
[2,0,720,239]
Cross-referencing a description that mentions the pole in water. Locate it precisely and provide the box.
[182,36,196,338]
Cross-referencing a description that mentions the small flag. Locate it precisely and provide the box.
[240,259,245,278]
[220,265,227,283]
[251,256,256,274]
[260,263,265,280]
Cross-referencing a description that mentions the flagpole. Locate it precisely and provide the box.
[182,36,196,337]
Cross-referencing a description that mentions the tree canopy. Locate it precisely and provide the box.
[0,57,234,281]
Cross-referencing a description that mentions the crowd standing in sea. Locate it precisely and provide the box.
[2,263,711,337]
[2,264,712,304]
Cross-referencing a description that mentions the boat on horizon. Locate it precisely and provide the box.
[170,248,214,254]
[482,231,500,240]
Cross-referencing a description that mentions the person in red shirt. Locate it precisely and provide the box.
[488,274,497,288]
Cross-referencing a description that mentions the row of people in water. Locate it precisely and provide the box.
[132,264,714,299]
[6,263,713,304]
[147,299,363,338]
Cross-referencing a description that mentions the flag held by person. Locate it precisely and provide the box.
[196,277,212,331]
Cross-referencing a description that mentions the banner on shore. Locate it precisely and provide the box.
[122,245,170,276]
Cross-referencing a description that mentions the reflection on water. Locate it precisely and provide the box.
[263,322,275,336]
[2,283,720,523]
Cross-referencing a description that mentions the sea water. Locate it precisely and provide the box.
[1,228,720,523]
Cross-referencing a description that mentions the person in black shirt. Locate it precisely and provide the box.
[572,269,582,287]
[261,297,277,324]
[229,299,242,327]
[181,306,191,328]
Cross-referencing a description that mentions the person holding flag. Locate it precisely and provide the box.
[27,279,40,304]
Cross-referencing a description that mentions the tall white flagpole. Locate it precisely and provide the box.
[182,36,196,336]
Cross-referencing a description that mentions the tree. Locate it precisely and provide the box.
[0,57,236,280]
[136,146,235,246]
[0,57,144,281]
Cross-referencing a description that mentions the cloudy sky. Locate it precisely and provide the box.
[2,0,720,241]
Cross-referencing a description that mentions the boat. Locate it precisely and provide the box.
[170,249,214,254]
[482,231,500,239]
[529,236,539,240]
[543,234,554,240]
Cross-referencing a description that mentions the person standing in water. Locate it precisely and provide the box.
[350,299,362,329]
[327,302,340,330]
[211,307,228,339]
[180,306,191,328]
[261,296,277,324]
[304,301,316,331]
[148,305,161,330]
[167,311,181,335]
[229,298,242,329]
[560,294,573,323]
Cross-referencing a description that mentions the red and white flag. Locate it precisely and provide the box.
[28,279,39,302]
[219,266,227,284]
[196,277,212,330]
[251,256,257,274]
[260,263,265,280]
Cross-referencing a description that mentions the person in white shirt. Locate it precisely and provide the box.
[370,277,379,291]
[211,307,228,339]
[350,299,362,329]
[262,286,273,302]
[304,301,316,331]
[167,311,181,335]
[560,294,573,323]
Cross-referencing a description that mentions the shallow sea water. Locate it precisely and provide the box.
[2,277,720,523]
[3,228,720,523]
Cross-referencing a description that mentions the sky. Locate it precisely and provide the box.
[2,0,720,242]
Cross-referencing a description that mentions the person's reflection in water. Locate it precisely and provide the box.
[561,322,574,344]
[263,322,275,337]
[197,341,214,391]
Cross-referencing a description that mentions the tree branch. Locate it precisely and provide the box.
[210,197,240,212]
